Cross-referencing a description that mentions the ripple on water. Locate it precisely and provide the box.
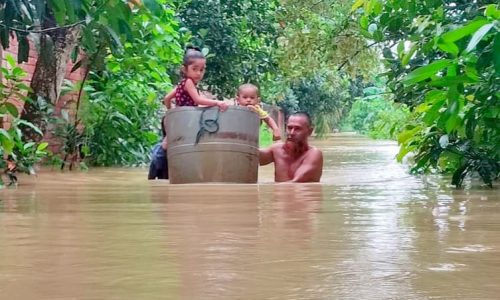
[427,263,467,272]
[446,244,493,253]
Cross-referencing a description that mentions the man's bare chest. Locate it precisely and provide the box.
[275,151,307,175]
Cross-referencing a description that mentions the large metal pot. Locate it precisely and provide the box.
[165,106,260,184]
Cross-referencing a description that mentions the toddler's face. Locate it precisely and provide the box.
[237,87,260,106]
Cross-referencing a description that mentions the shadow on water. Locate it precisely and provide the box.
[1,134,499,299]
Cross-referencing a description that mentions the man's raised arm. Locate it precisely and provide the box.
[259,146,275,166]
[291,148,323,182]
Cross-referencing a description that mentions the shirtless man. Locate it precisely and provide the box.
[259,112,323,182]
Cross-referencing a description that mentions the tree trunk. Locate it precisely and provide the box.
[21,22,80,142]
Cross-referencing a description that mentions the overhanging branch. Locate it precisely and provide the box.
[337,41,379,71]
[0,20,86,34]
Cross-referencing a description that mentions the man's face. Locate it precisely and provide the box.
[286,115,313,144]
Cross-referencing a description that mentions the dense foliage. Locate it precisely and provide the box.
[278,71,352,136]
[0,55,48,186]
[3,0,496,189]
[352,0,499,187]
[172,0,281,98]
[80,0,183,166]
[343,83,411,139]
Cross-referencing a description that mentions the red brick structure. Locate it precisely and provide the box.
[1,37,86,152]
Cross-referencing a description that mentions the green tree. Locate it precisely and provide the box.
[0,55,48,185]
[262,0,382,136]
[172,0,281,98]
[80,1,183,166]
[0,0,161,140]
[278,71,351,137]
[343,83,411,139]
[353,0,499,187]
[277,0,380,79]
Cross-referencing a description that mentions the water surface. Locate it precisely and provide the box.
[1,134,499,299]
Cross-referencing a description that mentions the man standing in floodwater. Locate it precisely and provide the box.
[259,112,323,182]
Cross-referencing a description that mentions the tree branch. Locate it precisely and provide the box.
[337,41,379,71]
[0,20,86,34]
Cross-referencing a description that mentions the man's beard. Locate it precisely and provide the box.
[284,139,308,157]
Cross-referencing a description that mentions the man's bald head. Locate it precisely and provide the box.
[287,112,312,127]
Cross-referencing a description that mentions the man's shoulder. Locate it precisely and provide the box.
[308,145,322,153]
[306,146,323,159]
[269,142,285,151]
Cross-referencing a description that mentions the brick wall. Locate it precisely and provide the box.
[1,36,86,152]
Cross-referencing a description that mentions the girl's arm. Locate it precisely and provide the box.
[184,79,228,111]
[163,89,176,109]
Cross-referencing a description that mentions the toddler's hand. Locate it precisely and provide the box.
[272,128,282,141]
[246,105,258,113]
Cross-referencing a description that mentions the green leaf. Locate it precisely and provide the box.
[0,129,14,153]
[37,142,49,151]
[23,142,35,150]
[351,0,365,12]
[5,54,16,67]
[403,59,452,85]
[423,97,446,125]
[465,23,495,53]
[397,126,421,144]
[16,119,43,136]
[82,28,97,53]
[143,0,163,16]
[64,0,75,22]
[428,75,475,87]
[105,25,124,54]
[401,43,418,66]
[442,19,489,42]
[437,39,459,57]
[397,41,405,58]
[111,112,133,124]
[373,30,383,41]
[373,0,383,15]
[16,34,30,63]
[494,32,500,75]
[5,102,19,117]
[484,4,500,19]
[364,0,374,15]
[464,65,480,81]
[48,0,67,25]
[71,45,79,62]
[0,28,10,49]
[396,143,416,162]
[424,90,447,103]
[360,16,369,29]
[444,101,460,133]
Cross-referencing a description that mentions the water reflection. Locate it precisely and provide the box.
[1,134,499,299]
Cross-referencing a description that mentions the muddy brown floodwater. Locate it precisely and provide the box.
[1,134,499,299]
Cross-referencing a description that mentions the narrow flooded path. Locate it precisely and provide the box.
[1,134,499,299]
